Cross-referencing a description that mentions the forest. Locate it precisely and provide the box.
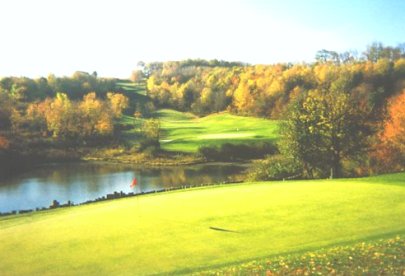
[0,42,404,178]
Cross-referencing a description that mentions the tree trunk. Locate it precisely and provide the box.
[330,151,341,178]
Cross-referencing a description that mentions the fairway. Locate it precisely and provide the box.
[157,109,280,152]
[0,173,404,275]
[116,80,147,96]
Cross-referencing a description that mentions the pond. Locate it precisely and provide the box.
[0,162,248,213]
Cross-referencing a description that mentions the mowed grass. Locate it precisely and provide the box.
[0,173,404,275]
[157,109,280,152]
[116,80,147,96]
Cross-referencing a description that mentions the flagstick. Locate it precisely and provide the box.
[137,185,140,219]
[131,177,141,220]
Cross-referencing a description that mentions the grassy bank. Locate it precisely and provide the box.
[197,235,405,275]
[0,173,404,275]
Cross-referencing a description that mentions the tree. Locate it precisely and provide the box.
[375,90,405,171]
[381,90,405,150]
[80,92,114,138]
[363,42,404,62]
[142,119,160,141]
[0,135,9,150]
[315,49,340,64]
[0,92,13,129]
[106,92,129,118]
[281,87,370,178]
[44,93,72,138]
[130,70,145,83]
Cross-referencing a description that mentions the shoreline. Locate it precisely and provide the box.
[0,179,245,217]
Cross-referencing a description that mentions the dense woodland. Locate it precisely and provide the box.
[0,72,128,142]
[144,44,405,118]
[1,42,404,178]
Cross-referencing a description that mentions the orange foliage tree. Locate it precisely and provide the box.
[0,135,9,150]
[376,90,405,171]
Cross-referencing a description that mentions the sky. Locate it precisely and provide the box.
[0,0,404,78]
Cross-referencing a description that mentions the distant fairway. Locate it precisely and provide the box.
[1,173,404,275]
[156,109,280,152]
[116,80,147,96]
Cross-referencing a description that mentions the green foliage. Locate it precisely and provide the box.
[364,42,405,62]
[198,142,278,161]
[281,83,371,178]
[138,118,162,155]
[141,118,160,141]
[247,155,302,181]
[0,91,13,129]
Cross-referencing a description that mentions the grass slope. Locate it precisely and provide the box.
[0,173,404,275]
[198,235,405,275]
[157,109,280,152]
[116,80,147,96]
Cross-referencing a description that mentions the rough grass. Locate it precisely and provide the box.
[197,235,405,275]
[157,109,280,152]
[0,173,404,275]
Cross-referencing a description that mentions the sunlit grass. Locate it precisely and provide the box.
[0,173,404,275]
[157,109,280,152]
[116,80,147,96]
[197,235,405,275]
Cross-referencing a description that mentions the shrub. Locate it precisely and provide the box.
[247,155,302,181]
[198,142,278,161]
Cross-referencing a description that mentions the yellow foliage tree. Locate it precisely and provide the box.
[107,92,129,118]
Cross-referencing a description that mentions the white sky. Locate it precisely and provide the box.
[0,0,402,78]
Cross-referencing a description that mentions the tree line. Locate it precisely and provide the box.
[0,72,129,153]
[143,43,405,121]
[0,71,116,103]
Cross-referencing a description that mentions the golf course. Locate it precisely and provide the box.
[1,1,405,275]
[1,172,404,275]
[120,109,280,153]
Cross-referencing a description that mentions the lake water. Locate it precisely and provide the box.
[0,162,247,213]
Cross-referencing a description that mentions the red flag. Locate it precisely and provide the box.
[130,177,137,188]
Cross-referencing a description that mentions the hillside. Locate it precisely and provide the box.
[1,173,404,275]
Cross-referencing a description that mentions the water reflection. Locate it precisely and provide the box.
[0,162,247,213]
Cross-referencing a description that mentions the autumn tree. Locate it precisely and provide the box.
[130,70,145,83]
[140,119,161,153]
[0,135,9,150]
[46,93,69,137]
[80,92,110,138]
[382,90,405,150]
[142,119,160,141]
[282,86,370,178]
[30,92,116,142]
[375,90,405,171]
[106,92,129,118]
[26,101,49,133]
